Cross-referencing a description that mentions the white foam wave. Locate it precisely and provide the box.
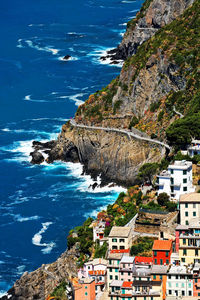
[24,94,47,103]
[1,128,10,132]
[68,93,85,106]
[17,39,59,55]
[14,214,40,222]
[32,222,55,254]
[88,48,123,68]
[66,162,126,194]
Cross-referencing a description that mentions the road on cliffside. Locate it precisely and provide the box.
[70,119,171,151]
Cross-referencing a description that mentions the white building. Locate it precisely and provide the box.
[188,140,200,157]
[157,160,195,200]
[84,258,107,278]
[92,220,106,242]
[166,265,193,298]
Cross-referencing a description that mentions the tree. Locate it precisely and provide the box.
[137,163,159,184]
[157,193,170,206]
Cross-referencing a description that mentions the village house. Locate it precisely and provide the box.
[119,256,135,282]
[193,263,200,297]
[188,140,200,157]
[108,226,132,251]
[179,193,200,226]
[152,240,173,265]
[151,265,168,300]
[177,219,200,265]
[157,160,195,200]
[107,251,124,287]
[166,265,193,298]
[92,219,106,242]
[74,278,96,300]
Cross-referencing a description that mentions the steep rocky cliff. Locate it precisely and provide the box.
[105,0,195,61]
[1,248,78,300]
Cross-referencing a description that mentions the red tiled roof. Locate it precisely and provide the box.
[135,256,153,264]
[120,294,132,297]
[122,281,133,288]
[88,270,106,276]
[152,240,172,251]
[95,282,105,286]
[110,249,130,254]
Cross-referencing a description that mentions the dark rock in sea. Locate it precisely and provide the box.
[63,55,71,60]
[32,140,57,151]
[30,151,44,164]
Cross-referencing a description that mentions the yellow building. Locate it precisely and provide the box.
[179,220,200,264]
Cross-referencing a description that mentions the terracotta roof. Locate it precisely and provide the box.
[180,193,200,203]
[120,294,132,297]
[153,240,172,251]
[88,270,106,276]
[110,249,130,254]
[95,282,105,286]
[135,256,153,264]
[122,281,133,288]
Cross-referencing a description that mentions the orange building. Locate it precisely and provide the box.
[74,278,96,300]
[151,265,168,300]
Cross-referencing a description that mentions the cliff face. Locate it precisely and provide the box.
[1,248,78,300]
[52,124,163,186]
[107,0,195,61]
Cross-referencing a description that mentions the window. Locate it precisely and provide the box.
[115,268,118,273]
[166,251,169,257]
[183,170,187,175]
[160,275,162,280]
[85,292,88,296]
[182,258,185,263]
[154,259,157,264]
[189,291,192,296]
[195,278,198,283]
[186,220,189,225]
[183,238,186,245]
[169,290,172,295]
[183,249,187,255]
[193,203,196,208]
[154,251,157,256]
[153,275,156,279]
[112,238,117,242]
[110,275,113,280]
[185,211,188,216]
[176,283,178,287]
[182,291,185,296]
[184,187,187,191]
[183,178,187,183]
[185,203,188,208]
[85,286,87,289]
[182,283,185,288]
[176,275,179,279]
[120,246,125,250]
[121,272,124,275]
[168,275,171,279]
[196,249,199,257]
[109,260,111,265]
[160,259,163,265]
[171,178,174,184]
[168,282,171,288]
[166,259,169,265]
[171,169,174,174]
[193,211,196,217]
[109,268,112,272]
[119,239,125,243]
[151,297,154,300]
[115,275,118,280]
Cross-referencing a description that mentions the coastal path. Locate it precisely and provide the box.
[70,119,171,151]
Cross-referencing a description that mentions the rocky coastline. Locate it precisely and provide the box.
[1,0,198,298]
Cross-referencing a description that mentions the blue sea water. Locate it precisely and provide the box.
[0,0,144,294]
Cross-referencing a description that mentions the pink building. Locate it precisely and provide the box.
[119,256,135,282]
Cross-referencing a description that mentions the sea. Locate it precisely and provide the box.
[0,0,144,294]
